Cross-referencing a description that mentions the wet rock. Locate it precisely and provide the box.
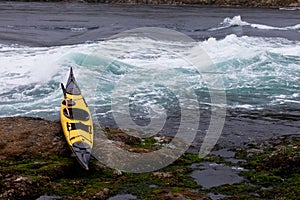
[99,126,142,146]
[4,116,298,199]
[0,117,208,199]
[0,176,40,199]
[226,135,300,199]
[93,188,110,199]
[261,139,300,175]
[107,130,142,146]
[152,172,173,178]
[0,117,68,160]
[113,169,123,175]
[246,148,264,157]
[0,117,73,199]
[154,189,210,200]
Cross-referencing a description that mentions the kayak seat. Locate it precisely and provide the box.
[62,99,75,106]
[63,108,90,121]
[67,122,91,133]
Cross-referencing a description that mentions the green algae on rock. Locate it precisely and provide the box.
[0,117,207,199]
[209,134,300,199]
[1,117,299,199]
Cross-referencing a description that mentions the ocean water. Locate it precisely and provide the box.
[0,2,299,146]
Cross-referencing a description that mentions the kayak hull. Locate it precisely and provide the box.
[60,68,94,170]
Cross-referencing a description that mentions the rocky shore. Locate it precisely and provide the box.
[88,0,300,8]
[0,117,299,199]
[4,0,300,8]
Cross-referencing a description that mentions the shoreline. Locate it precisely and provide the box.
[93,0,300,9]
[0,116,299,199]
[3,0,300,9]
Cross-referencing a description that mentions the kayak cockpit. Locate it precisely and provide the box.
[63,108,90,121]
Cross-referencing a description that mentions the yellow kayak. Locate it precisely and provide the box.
[60,67,93,170]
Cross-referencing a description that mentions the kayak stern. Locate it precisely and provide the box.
[71,142,92,170]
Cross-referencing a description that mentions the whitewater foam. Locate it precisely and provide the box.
[0,33,299,118]
[209,15,300,32]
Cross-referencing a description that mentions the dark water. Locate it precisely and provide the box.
[0,1,299,149]
[0,2,299,46]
